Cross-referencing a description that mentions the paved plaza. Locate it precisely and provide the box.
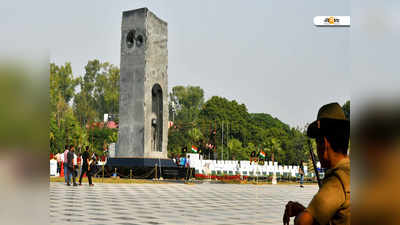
[50,182,318,225]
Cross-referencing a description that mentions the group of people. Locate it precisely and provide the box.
[54,145,98,186]
[172,154,192,180]
[173,154,190,167]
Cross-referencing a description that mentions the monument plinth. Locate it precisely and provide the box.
[117,8,168,159]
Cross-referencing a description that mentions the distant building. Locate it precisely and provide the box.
[86,121,119,129]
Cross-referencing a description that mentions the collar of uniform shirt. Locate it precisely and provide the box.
[325,157,350,176]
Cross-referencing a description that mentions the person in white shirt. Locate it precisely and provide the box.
[73,152,77,166]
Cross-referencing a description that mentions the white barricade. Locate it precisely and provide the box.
[188,153,316,178]
[50,159,57,176]
[283,166,288,172]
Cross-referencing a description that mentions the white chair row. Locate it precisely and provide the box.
[191,159,308,177]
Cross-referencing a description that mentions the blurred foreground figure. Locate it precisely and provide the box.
[283,103,350,225]
[352,101,400,225]
[0,58,49,224]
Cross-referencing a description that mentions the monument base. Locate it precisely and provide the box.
[105,157,186,179]
[107,157,176,167]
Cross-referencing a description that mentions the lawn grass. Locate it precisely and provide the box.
[49,177,173,184]
[50,176,317,185]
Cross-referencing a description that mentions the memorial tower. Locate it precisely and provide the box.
[117,8,168,159]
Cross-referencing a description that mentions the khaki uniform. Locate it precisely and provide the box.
[306,158,350,225]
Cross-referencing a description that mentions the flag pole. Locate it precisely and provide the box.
[221,121,224,160]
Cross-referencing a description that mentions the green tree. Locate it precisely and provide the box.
[50,62,79,109]
[73,89,98,126]
[169,85,204,122]
[250,113,290,133]
[188,127,203,146]
[167,86,205,154]
[227,138,254,160]
[264,138,282,163]
[73,59,119,125]
[93,63,120,118]
[49,105,82,154]
[87,126,116,156]
[168,127,188,157]
[50,62,80,138]
[76,59,103,124]
[199,96,251,147]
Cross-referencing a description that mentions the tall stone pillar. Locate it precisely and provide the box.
[117,8,168,159]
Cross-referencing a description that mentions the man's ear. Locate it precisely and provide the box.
[323,136,333,161]
[323,137,331,151]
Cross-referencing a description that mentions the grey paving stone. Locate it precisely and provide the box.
[50,183,317,225]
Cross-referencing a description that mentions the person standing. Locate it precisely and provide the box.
[299,160,305,188]
[172,154,176,164]
[55,151,61,175]
[185,155,191,181]
[283,103,350,225]
[79,146,91,186]
[73,149,78,179]
[175,154,180,166]
[67,145,78,186]
[77,152,81,178]
[63,145,70,184]
[87,152,98,187]
[179,155,186,168]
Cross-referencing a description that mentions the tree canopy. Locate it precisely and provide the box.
[49,60,350,165]
[50,60,119,156]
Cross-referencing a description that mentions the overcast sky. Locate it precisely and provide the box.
[44,0,350,128]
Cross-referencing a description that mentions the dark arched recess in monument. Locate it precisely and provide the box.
[152,84,163,152]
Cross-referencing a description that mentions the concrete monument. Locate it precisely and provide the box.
[117,8,168,159]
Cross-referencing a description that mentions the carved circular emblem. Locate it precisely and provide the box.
[126,30,136,48]
[126,29,145,49]
[136,34,144,47]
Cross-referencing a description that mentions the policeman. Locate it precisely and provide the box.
[283,103,350,225]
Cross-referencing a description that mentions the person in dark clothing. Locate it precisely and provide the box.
[67,145,78,186]
[79,146,92,186]
[87,152,98,187]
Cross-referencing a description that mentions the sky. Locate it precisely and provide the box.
[4,0,351,128]
[350,0,400,115]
